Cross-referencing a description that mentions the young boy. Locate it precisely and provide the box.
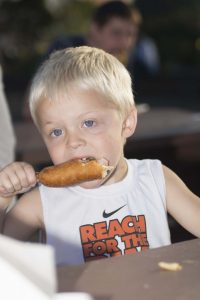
[0,46,199,265]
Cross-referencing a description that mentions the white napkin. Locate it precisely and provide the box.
[0,235,94,300]
[54,293,94,300]
[0,234,56,300]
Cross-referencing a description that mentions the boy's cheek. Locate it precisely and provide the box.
[47,147,64,165]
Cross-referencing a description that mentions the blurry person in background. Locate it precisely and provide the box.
[24,1,139,120]
[44,1,139,72]
[128,7,160,80]
[44,0,160,83]
[24,1,160,120]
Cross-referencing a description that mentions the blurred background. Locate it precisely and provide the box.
[0,0,200,121]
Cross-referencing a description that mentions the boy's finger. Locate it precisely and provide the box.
[0,186,7,193]
[1,180,15,194]
[13,166,30,189]
[11,162,35,188]
[8,172,23,191]
[22,164,37,186]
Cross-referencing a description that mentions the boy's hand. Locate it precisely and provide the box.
[0,162,37,198]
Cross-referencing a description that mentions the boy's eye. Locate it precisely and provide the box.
[51,128,63,137]
[83,120,95,128]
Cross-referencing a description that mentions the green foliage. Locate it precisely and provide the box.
[0,0,95,79]
[0,0,52,77]
[46,1,95,35]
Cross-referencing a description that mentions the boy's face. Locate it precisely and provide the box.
[36,89,136,188]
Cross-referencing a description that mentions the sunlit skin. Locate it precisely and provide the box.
[36,88,137,189]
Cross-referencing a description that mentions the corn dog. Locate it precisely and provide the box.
[36,158,113,187]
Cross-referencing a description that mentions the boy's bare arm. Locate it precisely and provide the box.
[2,188,44,241]
[0,161,43,240]
[163,165,200,237]
[0,195,13,232]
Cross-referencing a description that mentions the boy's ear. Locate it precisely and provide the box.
[122,107,137,138]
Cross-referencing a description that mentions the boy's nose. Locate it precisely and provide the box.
[66,132,86,149]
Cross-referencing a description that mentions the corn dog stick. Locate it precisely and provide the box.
[36,159,113,187]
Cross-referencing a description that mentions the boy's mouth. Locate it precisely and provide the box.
[79,157,95,162]
[79,157,109,166]
[79,157,113,181]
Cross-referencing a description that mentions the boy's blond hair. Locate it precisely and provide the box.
[29,46,135,123]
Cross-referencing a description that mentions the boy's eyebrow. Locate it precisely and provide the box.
[40,110,108,127]
[75,110,105,119]
[43,112,100,124]
[42,121,53,125]
[80,111,100,116]
[42,121,58,127]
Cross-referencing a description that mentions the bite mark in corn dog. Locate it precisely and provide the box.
[36,158,113,187]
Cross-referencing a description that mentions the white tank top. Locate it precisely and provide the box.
[39,159,171,265]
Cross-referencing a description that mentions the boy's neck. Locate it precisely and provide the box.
[105,157,128,185]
